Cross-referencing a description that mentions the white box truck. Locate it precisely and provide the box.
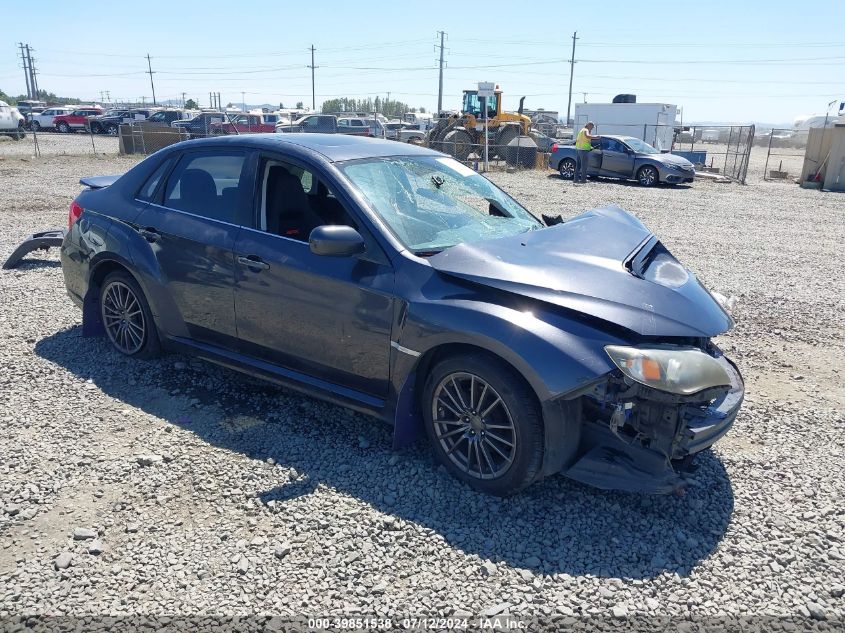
[574,102,679,151]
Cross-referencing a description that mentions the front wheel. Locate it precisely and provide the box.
[637,165,659,187]
[558,158,576,180]
[423,353,544,496]
[31,121,41,132]
[57,122,70,133]
[100,271,161,359]
[106,124,119,136]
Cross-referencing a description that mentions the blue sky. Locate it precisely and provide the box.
[2,0,843,124]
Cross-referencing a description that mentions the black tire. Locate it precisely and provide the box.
[558,158,576,180]
[57,121,70,133]
[13,125,25,141]
[637,165,659,187]
[31,121,41,132]
[99,271,161,359]
[90,123,102,134]
[106,124,119,136]
[423,352,544,496]
[443,129,474,161]
[494,125,519,159]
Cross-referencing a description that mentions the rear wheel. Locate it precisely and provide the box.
[423,353,543,496]
[637,165,659,187]
[100,271,160,359]
[558,158,576,180]
[443,129,474,161]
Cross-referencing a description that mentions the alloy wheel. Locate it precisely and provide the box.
[639,166,658,186]
[560,159,576,179]
[431,372,517,480]
[101,281,146,355]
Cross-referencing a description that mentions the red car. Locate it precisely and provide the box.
[53,106,104,133]
[210,112,278,135]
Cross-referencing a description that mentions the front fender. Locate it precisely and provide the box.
[389,299,624,460]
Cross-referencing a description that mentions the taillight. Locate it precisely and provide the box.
[551,143,558,153]
[68,200,83,227]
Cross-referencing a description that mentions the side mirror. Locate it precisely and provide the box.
[309,225,365,257]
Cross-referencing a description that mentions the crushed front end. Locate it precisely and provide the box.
[561,343,744,494]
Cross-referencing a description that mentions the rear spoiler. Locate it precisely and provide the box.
[79,175,121,189]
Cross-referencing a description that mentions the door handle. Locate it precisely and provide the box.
[237,255,270,271]
[138,227,161,242]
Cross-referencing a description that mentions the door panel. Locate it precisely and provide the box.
[598,139,635,177]
[136,205,240,348]
[234,231,394,397]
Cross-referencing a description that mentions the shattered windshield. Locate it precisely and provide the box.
[624,138,660,154]
[339,156,541,253]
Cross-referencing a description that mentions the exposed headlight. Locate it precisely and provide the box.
[604,345,731,395]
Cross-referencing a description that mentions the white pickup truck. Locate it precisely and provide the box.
[0,101,26,140]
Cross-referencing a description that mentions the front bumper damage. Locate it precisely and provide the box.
[562,352,743,494]
[3,228,66,269]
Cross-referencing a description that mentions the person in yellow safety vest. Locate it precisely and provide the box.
[574,122,600,184]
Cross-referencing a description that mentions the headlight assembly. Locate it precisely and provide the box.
[604,345,731,395]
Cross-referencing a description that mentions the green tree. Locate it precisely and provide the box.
[419,107,426,114]
[184,98,198,110]
[296,101,304,109]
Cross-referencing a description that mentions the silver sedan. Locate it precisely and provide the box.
[551,135,695,186]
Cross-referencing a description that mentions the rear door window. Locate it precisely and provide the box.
[162,152,250,225]
[137,157,175,202]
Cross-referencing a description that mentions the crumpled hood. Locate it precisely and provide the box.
[428,205,732,337]
[655,153,694,167]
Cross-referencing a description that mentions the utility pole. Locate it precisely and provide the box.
[386,91,391,116]
[217,92,221,110]
[105,90,110,103]
[145,54,157,106]
[27,46,39,97]
[308,45,317,111]
[565,31,578,126]
[181,92,186,108]
[18,43,32,98]
[436,31,446,114]
[209,92,213,109]
[242,91,246,112]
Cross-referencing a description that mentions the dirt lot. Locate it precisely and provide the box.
[0,135,843,629]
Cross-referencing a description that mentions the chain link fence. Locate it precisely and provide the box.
[759,127,807,181]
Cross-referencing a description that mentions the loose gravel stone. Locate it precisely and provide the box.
[53,552,72,570]
[72,528,97,541]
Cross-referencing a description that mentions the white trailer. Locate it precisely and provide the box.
[574,102,679,151]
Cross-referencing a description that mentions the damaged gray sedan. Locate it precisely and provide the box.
[57,135,742,496]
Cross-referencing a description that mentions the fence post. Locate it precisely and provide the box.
[89,121,96,155]
[764,129,774,181]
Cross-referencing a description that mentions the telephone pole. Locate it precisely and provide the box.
[181,92,186,107]
[145,54,157,106]
[307,45,317,110]
[26,46,39,97]
[18,43,32,99]
[565,31,578,126]
[436,31,446,114]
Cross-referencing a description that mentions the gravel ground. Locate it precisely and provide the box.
[0,137,843,631]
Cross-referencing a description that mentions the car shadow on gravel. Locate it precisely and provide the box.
[36,326,734,580]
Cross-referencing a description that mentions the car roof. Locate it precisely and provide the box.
[176,133,440,162]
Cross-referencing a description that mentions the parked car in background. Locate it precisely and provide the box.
[137,109,195,129]
[15,100,47,120]
[60,133,742,496]
[28,106,73,131]
[88,109,153,135]
[0,100,26,139]
[53,106,104,133]
[276,114,338,134]
[171,111,227,138]
[551,135,695,186]
[337,117,373,136]
[210,112,278,135]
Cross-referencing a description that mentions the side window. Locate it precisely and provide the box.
[338,119,349,127]
[136,157,174,202]
[260,160,355,240]
[163,152,247,224]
